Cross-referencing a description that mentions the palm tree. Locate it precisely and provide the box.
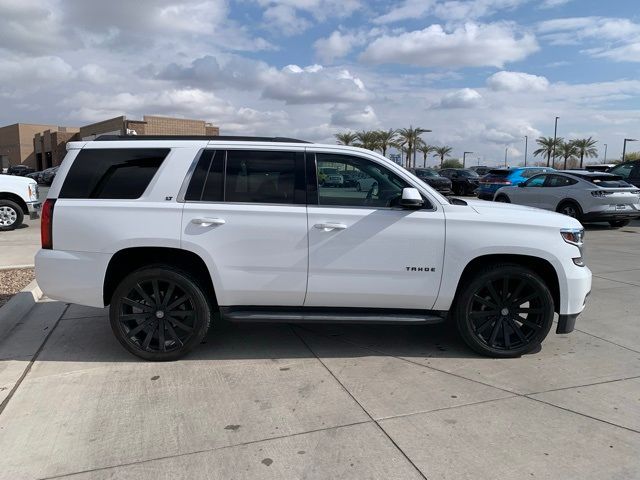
[397,126,429,168]
[375,129,397,157]
[533,136,562,167]
[573,137,598,168]
[355,130,380,151]
[433,146,453,168]
[558,140,579,169]
[418,144,435,167]
[334,131,357,146]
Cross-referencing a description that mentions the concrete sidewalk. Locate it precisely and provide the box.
[0,222,639,479]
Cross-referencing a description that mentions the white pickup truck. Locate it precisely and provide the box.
[0,174,40,230]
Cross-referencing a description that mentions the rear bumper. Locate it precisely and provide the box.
[35,249,111,308]
[582,211,640,222]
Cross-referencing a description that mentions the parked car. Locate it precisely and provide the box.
[608,160,640,188]
[470,165,491,176]
[438,168,480,195]
[36,135,591,361]
[319,167,344,187]
[584,164,616,173]
[0,174,40,230]
[409,168,452,195]
[494,171,640,227]
[477,167,555,200]
[7,165,35,176]
[41,166,59,186]
[26,171,42,181]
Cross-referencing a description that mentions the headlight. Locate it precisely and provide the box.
[561,228,584,246]
[28,183,38,201]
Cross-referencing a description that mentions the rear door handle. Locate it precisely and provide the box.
[314,222,347,231]
[191,217,226,226]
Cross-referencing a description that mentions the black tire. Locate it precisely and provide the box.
[556,201,583,221]
[109,266,212,361]
[495,194,510,203]
[454,264,554,358]
[453,184,463,196]
[0,199,24,231]
[609,220,630,228]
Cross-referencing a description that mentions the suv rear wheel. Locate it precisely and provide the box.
[557,201,582,221]
[609,220,630,228]
[0,200,24,230]
[109,266,212,361]
[454,265,554,358]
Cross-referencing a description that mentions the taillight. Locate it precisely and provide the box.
[591,190,613,197]
[41,199,56,249]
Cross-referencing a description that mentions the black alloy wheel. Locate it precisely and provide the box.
[557,201,582,220]
[495,195,510,203]
[454,265,554,357]
[110,267,211,361]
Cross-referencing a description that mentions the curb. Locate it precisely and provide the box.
[0,264,35,271]
[0,280,42,340]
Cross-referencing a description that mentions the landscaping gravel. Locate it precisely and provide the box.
[0,268,35,308]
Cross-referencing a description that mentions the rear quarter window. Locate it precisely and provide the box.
[59,148,169,199]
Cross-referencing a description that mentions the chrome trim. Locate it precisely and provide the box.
[176,148,205,203]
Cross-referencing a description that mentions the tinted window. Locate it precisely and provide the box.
[545,175,577,187]
[317,154,416,208]
[225,150,298,204]
[525,175,546,187]
[414,168,439,178]
[521,168,546,178]
[609,164,633,179]
[487,169,510,177]
[185,150,224,202]
[459,169,479,177]
[60,148,169,199]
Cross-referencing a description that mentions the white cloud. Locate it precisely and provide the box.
[263,5,312,36]
[433,0,526,21]
[487,71,549,92]
[314,31,365,63]
[0,55,74,91]
[374,0,435,24]
[254,0,361,34]
[436,88,483,108]
[330,105,379,127]
[361,22,538,68]
[540,0,573,8]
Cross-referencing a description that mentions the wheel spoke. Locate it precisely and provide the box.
[512,292,538,307]
[168,310,194,317]
[167,295,189,311]
[510,279,526,305]
[514,315,542,330]
[501,277,509,302]
[486,281,501,304]
[135,284,155,306]
[168,315,194,333]
[128,318,155,336]
[513,307,544,314]
[502,321,511,349]
[488,318,502,346]
[122,297,153,312]
[119,313,150,321]
[158,318,166,352]
[508,318,528,343]
[473,294,498,310]
[469,310,499,318]
[142,323,157,350]
[162,282,176,307]
[165,321,184,347]
[475,317,495,334]
[152,280,161,305]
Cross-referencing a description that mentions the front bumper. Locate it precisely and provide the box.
[27,201,41,219]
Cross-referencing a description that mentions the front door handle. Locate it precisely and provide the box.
[314,222,347,231]
[191,217,226,226]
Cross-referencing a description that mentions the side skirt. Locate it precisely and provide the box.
[219,306,447,325]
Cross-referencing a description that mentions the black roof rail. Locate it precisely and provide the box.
[93,135,311,143]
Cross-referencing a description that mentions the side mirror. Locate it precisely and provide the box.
[400,188,424,208]
[518,182,526,188]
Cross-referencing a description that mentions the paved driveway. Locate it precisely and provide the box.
[1,221,639,479]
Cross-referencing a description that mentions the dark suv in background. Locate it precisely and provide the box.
[609,161,640,188]
[439,168,480,196]
[409,168,452,195]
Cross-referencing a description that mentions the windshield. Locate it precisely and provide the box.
[414,169,438,178]
[321,168,339,175]
[609,164,633,179]
[459,169,479,178]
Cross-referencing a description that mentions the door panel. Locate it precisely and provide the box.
[513,175,547,207]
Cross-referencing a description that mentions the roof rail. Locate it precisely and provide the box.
[93,135,311,143]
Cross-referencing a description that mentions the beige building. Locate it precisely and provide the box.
[0,123,58,169]
[78,115,220,140]
[33,127,81,169]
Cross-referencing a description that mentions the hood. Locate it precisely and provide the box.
[462,198,584,229]
[0,175,36,187]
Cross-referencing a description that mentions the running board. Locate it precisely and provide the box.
[220,307,445,325]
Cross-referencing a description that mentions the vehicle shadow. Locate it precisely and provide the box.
[21,305,489,363]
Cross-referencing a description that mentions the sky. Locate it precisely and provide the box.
[1,0,640,166]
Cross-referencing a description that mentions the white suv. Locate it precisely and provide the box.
[35,136,592,361]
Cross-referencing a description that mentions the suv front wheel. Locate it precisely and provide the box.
[454,264,554,358]
[109,266,211,361]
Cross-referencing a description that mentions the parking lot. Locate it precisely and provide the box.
[1,219,639,479]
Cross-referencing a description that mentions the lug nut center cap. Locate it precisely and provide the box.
[155,310,165,319]
[500,308,509,316]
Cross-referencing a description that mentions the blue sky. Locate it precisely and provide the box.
[1,0,640,165]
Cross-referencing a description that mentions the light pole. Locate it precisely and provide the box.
[524,135,528,166]
[463,151,473,168]
[603,143,608,163]
[504,147,508,166]
[622,138,637,162]
[550,116,559,168]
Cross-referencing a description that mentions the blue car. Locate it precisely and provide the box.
[476,167,555,200]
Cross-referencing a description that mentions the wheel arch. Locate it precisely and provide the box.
[453,254,560,313]
[0,192,28,214]
[103,247,217,307]
[555,198,582,213]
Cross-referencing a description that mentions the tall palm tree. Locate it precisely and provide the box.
[397,126,429,169]
[355,130,380,151]
[418,144,435,167]
[433,146,453,168]
[533,136,562,167]
[558,140,579,169]
[334,131,357,146]
[376,129,397,157]
[573,137,598,168]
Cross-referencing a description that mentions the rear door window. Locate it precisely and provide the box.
[544,175,577,187]
[525,175,547,187]
[59,148,169,199]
